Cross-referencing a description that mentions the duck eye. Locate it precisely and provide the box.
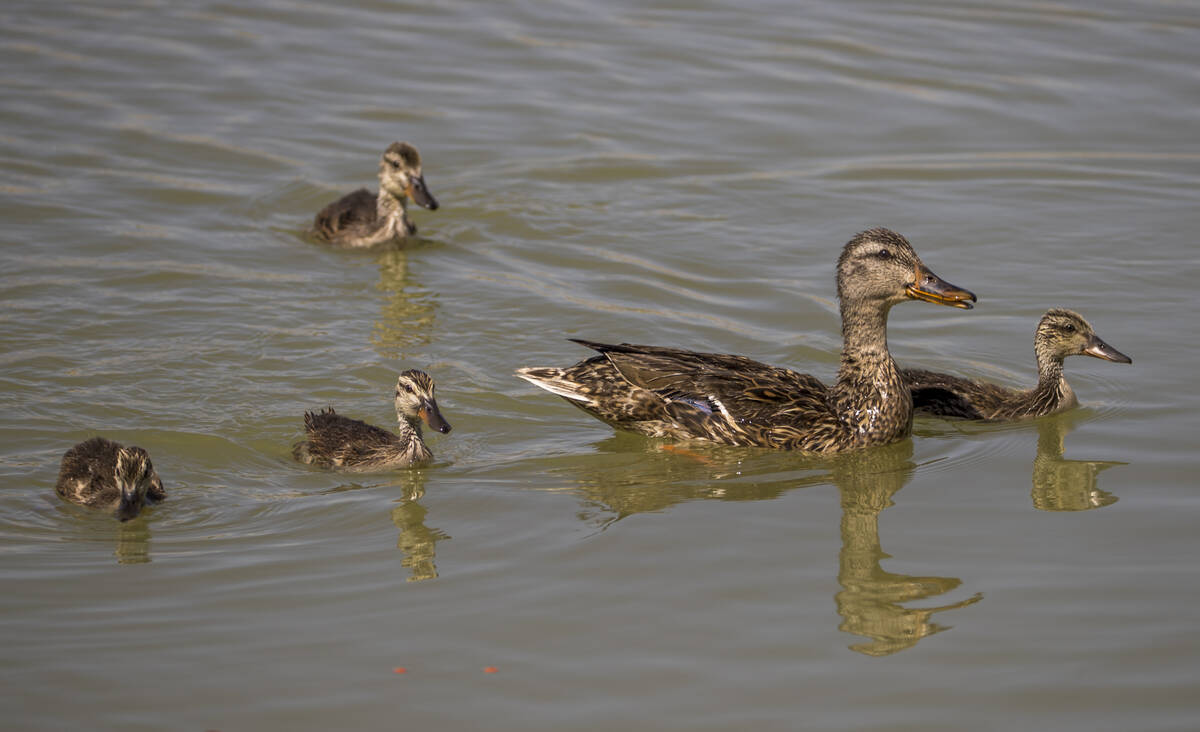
[1062,323,1075,333]
[403,384,414,394]
[874,249,891,260]
[390,159,401,169]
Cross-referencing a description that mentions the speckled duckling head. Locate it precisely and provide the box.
[394,369,451,434]
[836,228,976,311]
[1035,309,1131,368]
[114,446,160,521]
[378,142,439,211]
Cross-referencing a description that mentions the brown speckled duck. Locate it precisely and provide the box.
[516,228,976,453]
[903,308,1130,421]
[54,437,166,521]
[293,370,451,470]
[312,142,439,248]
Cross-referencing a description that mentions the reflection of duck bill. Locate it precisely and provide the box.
[906,264,977,309]
[1082,335,1132,364]
[418,400,452,434]
[406,176,439,210]
[116,493,141,522]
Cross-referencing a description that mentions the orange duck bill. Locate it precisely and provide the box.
[417,399,452,434]
[906,264,977,309]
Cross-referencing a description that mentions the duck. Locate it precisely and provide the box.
[903,308,1130,421]
[515,228,976,453]
[312,142,439,248]
[54,437,166,521]
[293,369,451,470]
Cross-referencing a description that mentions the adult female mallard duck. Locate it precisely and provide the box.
[293,370,451,470]
[903,308,1130,421]
[516,228,976,453]
[312,142,439,248]
[54,437,166,521]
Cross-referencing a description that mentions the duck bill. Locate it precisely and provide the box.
[115,491,142,522]
[1083,335,1132,364]
[418,399,452,434]
[406,176,439,210]
[906,264,977,309]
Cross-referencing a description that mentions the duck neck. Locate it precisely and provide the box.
[398,414,424,442]
[1031,350,1075,413]
[396,415,433,463]
[831,300,911,444]
[376,188,414,236]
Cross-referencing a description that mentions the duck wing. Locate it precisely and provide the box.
[570,340,832,443]
[313,188,378,240]
[301,408,398,465]
[902,368,994,420]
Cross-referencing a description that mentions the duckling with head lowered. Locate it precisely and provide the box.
[313,142,439,248]
[903,308,1130,421]
[293,370,451,470]
[55,437,166,521]
[516,228,976,453]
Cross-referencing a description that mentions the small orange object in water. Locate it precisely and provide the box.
[483,666,499,674]
[392,667,408,674]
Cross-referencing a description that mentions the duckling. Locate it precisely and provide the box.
[54,437,166,521]
[312,142,439,248]
[903,308,1131,421]
[516,228,976,453]
[293,370,451,470]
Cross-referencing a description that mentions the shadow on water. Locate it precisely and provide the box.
[542,434,981,655]
[1031,412,1123,512]
[370,245,437,360]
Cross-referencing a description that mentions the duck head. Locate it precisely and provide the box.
[114,446,156,521]
[837,228,976,311]
[394,369,452,434]
[378,142,439,210]
[1036,309,1131,365]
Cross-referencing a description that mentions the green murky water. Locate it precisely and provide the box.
[3,1,1198,729]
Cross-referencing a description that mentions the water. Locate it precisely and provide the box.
[3,0,1199,729]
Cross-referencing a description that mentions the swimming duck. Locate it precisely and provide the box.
[312,142,439,248]
[516,228,976,453]
[293,370,451,470]
[54,437,166,521]
[903,308,1130,421]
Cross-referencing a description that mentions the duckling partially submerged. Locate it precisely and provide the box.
[903,308,1131,421]
[516,228,976,453]
[293,370,451,470]
[313,142,439,248]
[54,437,166,521]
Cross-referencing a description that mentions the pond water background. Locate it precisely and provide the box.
[2,1,1199,729]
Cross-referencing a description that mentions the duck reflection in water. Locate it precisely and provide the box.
[323,474,449,582]
[1031,412,1122,512]
[386,470,450,582]
[371,247,437,360]
[392,495,451,583]
[113,518,152,565]
[832,441,981,656]
[546,435,980,655]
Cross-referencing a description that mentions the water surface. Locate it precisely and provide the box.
[2,1,1199,729]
